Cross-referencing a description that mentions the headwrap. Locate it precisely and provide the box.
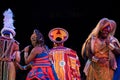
[81,18,117,58]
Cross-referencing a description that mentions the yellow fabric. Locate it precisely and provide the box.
[49,48,81,80]
[53,51,65,80]
[87,38,114,80]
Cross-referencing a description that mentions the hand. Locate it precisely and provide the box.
[16,63,25,70]
[108,43,115,50]
[24,52,28,59]
[24,45,30,52]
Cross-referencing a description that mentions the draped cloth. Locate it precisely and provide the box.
[0,36,19,80]
[49,46,81,80]
[26,52,58,80]
[81,18,118,80]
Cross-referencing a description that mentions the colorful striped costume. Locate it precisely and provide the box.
[26,51,58,80]
[0,36,19,80]
[49,46,81,80]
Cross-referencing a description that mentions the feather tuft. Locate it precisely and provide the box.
[3,8,15,30]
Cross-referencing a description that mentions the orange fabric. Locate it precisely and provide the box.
[49,47,81,80]
[87,38,114,80]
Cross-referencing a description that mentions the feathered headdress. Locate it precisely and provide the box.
[1,8,16,38]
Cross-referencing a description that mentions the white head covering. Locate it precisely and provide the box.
[1,8,16,38]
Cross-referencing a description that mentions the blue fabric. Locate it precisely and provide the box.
[26,51,59,80]
[51,64,59,80]
[113,56,120,80]
[2,30,12,35]
[35,52,48,58]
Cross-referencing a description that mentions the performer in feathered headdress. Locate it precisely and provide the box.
[0,8,20,80]
[48,27,81,80]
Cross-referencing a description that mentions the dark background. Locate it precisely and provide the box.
[0,0,119,80]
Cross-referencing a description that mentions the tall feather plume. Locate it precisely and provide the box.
[3,8,15,30]
[1,8,16,38]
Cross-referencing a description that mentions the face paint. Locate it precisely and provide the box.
[99,25,111,39]
[101,25,111,33]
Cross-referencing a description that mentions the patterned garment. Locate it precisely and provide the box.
[26,52,58,80]
[49,46,81,80]
[86,37,114,80]
[0,36,19,80]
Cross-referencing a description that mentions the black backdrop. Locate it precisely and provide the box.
[0,0,119,80]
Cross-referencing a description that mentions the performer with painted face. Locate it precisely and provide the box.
[0,8,20,80]
[81,18,120,80]
[23,29,58,80]
[48,27,81,80]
